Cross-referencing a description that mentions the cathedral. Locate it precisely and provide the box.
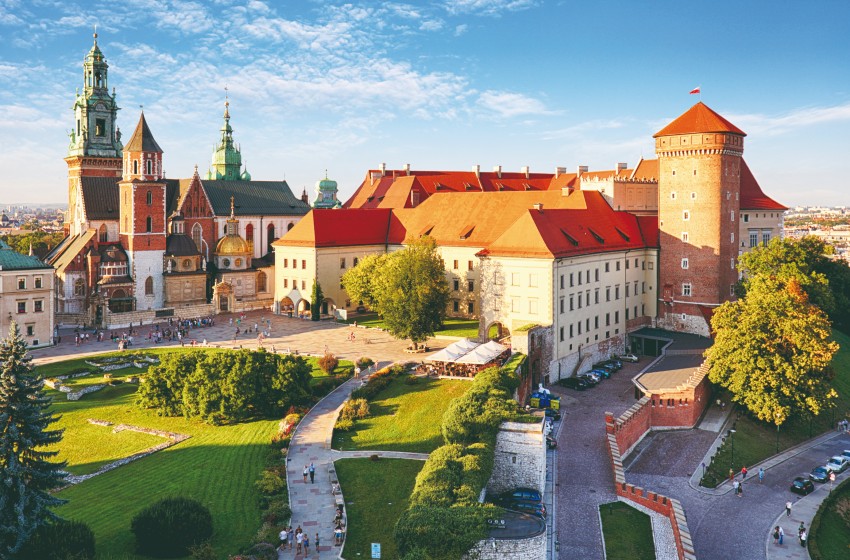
[47,34,311,328]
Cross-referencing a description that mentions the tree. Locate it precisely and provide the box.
[310,281,324,321]
[344,237,450,349]
[0,323,67,556]
[706,275,838,427]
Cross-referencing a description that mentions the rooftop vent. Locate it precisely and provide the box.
[403,163,410,175]
[533,202,544,213]
[521,165,530,179]
[577,165,589,175]
[555,166,566,178]
[493,165,502,179]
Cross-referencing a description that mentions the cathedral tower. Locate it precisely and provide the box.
[65,31,123,235]
[205,95,248,181]
[119,112,166,310]
[655,102,745,336]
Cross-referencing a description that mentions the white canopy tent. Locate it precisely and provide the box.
[456,340,509,364]
[425,338,481,362]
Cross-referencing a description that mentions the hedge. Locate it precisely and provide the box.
[808,475,850,560]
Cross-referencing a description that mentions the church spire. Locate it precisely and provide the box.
[206,90,243,181]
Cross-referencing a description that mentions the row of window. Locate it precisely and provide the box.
[748,231,771,248]
[510,297,539,315]
[339,257,360,269]
[679,283,737,297]
[742,213,779,222]
[558,305,644,342]
[560,281,646,313]
[282,279,307,291]
[560,258,652,290]
[452,260,475,272]
[283,259,308,270]
[453,279,474,292]
[16,300,45,313]
[680,210,735,222]
[17,277,44,290]
[451,301,474,314]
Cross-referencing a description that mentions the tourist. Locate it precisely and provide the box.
[786,500,792,516]
[296,530,303,555]
[303,465,309,483]
[732,480,739,496]
[279,528,288,551]
[773,526,779,545]
[758,467,765,483]
[288,526,295,550]
[741,466,748,479]
[728,468,734,483]
[315,533,320,555]
[303,533,310,555]
[798,522,805,538]
[309,462,316,483]
[800,529,807,547]
[778,526,784,545]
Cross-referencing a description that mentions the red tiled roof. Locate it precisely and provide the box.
[654,102,746,137]
[631,158,659,181]
[273,208,404,247]
[739,159,787,211]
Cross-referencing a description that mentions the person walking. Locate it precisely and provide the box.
[829,470,836,490]
[288,526,295,550]
[279,527,288,551]
[758,467,765,483]
[733,480,740,496]
[800,528,808,548]
[729,468,735,483]
[303,533,310,555]
[309,462,316,484]
[303,465,309,483]
[741,466,748,479]
[798,522,806,538]
[773,526,780,546]
[786,500,792,516]
[296,529,304,555]
[315,533,320,556]
[779,526,784,545]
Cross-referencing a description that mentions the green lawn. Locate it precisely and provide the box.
[600,502,656,560]
[332,377,471,453]
[702,329,850,487]
[335,458,423,560]
[343,314,480,338]
[809,477,850,560]
[40,349,340,559]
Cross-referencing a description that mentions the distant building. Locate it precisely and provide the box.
[0,240,54,347]
[312,173,342,209]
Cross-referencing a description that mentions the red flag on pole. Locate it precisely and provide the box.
[689,86,701,94]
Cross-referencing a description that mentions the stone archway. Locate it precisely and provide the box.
[486,321,510,341]
[321,297,336,316]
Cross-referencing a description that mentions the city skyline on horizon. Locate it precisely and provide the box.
[0,1,848,207]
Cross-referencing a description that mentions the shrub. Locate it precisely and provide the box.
[17,519,96,560]
[262,498,291,525]
[318,353,339,374]
[189,542,218,560]
[255,469,286,496]
[254,522,279,547]
[335,417,355,432]
[280,413,301,434]
[247,542,278,560]
[403,375,419,385]
[130,497,214,558]
[356,357,374,369]
[311,376,345,397]
[271,432,292,450]
[351,375,392,400]
[395,505,498,558]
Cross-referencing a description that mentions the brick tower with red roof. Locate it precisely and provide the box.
[654,102,746,336]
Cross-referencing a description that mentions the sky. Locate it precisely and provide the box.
[0,0,848,207]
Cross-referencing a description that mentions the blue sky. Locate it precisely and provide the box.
[0,0,848,207]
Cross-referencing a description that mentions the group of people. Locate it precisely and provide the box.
[773,518,807,547]
[278,525,319,556]
[728,465,766,497]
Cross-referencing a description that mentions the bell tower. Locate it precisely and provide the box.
[655,102,745,336]
[205,94,245,181]
[65,30,123,236]
[119,112,166,310]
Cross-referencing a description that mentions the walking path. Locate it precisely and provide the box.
[282,368,430,559]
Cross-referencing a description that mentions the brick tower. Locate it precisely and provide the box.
[654,102,746,336]
[65,31,123,236]
[119,112,166,310]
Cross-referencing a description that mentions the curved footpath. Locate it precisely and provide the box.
[283,369,429,559]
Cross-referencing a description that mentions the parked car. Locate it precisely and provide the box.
[595,363,618,374]
[590,368,611,379]
[559,377,590,391]
[544,408,561,421]
[790,476,815,496]
[826,456,850,474]
[594,360,621,372]
[546,435,557,449]
[614,352,640,363]
[578,374,600,386]
[810,466,830,483]
[840,450,850,461]
[505,500,546,518]
[500,488,542,502]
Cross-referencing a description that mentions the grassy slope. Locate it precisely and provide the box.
[44,349,341,559]
[703,329,850,487]
[600,502,656,560]
[335,458,423,560]
[332,377,471,453]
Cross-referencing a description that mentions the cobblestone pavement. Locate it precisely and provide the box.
[625,423,850,560]
[29,310,450,367]
[550,361,647,560]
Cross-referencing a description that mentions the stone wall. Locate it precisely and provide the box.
[466,531,546,560]
[486,420,546,496]
[104,302,215,329]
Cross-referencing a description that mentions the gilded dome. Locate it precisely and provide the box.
[215,234,250,255]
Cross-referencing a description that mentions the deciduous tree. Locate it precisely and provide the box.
[0,323,67,556]
[340,253,384,310]
[706,275,838,426]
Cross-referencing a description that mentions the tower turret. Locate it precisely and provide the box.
[205,94,243,181]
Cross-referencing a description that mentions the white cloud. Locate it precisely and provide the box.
[420,19,444,31]
[728,103,850,136]
[444,0,536,16]
[477,90,551,118]
[454,23,468,35]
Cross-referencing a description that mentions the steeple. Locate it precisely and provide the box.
[67,30,122,159]
[123,112,163,181]
[206,91,243,181]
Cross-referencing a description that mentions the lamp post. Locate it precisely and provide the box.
[775,412,781,454]
[729,429,736,469]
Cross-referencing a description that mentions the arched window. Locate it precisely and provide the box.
[146,159,152,175]
[145,276,154,295]
[246,223,254,243]
[146,190,152,205]
[74,279,85,297]
[146,216,152,232]
[133,160,138,175]
[267,224,275,252]
[99,223,107,242]
[257,271,267,292]
[287,222,295,231]
[192,223,203,251]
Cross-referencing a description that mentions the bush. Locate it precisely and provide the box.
[17,519,96,560]
[262,498,292,525]
[311,376,345,398]
[189,542,218,560]
[351,375,392,401]
[255,469,286,496]
[246,542,278,560]
[395,505,498,558]
[131,497,214,558]
[280,413,301,434]
[356,357,374,369]
[318,353,339,374]
[335,417,355,432]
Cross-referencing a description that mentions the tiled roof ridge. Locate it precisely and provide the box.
[654,102,746,138]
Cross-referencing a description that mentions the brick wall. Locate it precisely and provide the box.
[648,373,710,428]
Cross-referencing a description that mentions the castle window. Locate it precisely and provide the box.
[453,300,459,312]
[468,280,474,292]
[146,216,152,232]
[682,232,689,242]
[99,223,108,242]
[743,214,749,223]
[726,191,731,200]
[672,170,676,176]
[74,279,85,296]
[681,258,689,269]
[730,284,736,296]
[559,327,564,342]
[146,190,152,205]
[34,300,43,313]
[246,224,254,243]
[17,278,26,290]
[453,279,459,291]
[95,118,105,137]
[691,192,697,199]
[340,258,346,270]
[730,210,735,221]
[267,224,276,252]
[467,302,474,314]
[683,210,690,221]
[671,192,677,200]
[257,271,267,292]
[682,283,692,296]
[146,159,152,175]
[35,277,42,289]
[693,170,697,176]
[133,160,139,175]
[731,258,736,270]
[192,223,202,251]
[762,232,771,246]
[730,233,735,243]
[145,276,154,296]
[749,231,758,248]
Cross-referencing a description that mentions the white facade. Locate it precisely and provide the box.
[129,250,164,310]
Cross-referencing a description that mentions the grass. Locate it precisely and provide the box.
[599,502,656,560]
[701,329,850,487]
[809,477,850,560]
[39,348,341,559]
[335,458,424,560]
[332,376,471,453]
[343,313,480,338]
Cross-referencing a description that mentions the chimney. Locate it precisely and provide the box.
[533,202,544,213]
[617,162,628,171]
[380,162,386,176]
[577,165,588,176]
[493,165,502,179]
[472,164,480,178]
[403,163,410,175]
[555,166,566,178]
[521,165,530,179]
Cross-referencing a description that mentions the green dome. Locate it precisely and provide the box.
[240,169,252,181]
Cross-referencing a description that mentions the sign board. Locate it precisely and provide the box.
[371,543,381,558]
[335,308,348,321]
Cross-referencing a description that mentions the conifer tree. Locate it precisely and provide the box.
[0,323,66,556]
[311,281,324,321]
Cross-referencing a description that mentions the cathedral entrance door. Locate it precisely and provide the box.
[95,305,103,327]
[219,295,229,312]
